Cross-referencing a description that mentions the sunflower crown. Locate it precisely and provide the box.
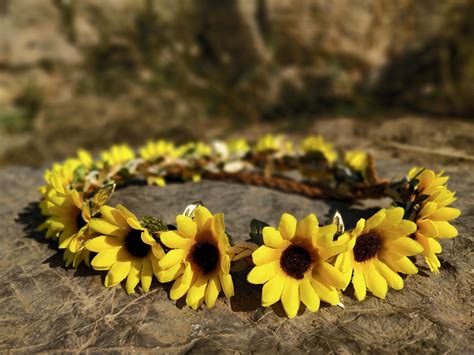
[37,135,460,318]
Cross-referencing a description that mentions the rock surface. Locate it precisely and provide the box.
[0,159,472,353]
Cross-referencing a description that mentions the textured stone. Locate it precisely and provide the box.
[0,157,472,353]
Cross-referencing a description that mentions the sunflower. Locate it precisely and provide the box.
[99,144,136,167]
[139,140,176,162]
[345,150,369,174]
[157,206,234,310]
[247,213,347,318]
[300,135,337,164]
[226,138,250,157]
[39,149,93,207]
[86,205,165,293]
[254,134,293,155]
[407,167,461,273]
[38,176,93,266]
[335,207,422,301]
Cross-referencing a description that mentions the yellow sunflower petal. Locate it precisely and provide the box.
[428,237,442,254]
[220,254,230,274]
[315,224,337,249]
[105,259,132,287]
[127,217,143,231]
[262,227,286,248]
[432,221,458,238]
[374,259,403,290]
[186,275,207,310]
[252,246,280,265]
[152,244,165,259]
[247,261,279,284]
[364,267,388,299]
[205,276,221,308]
[395,220,417,236]
[430,207,461,221]
[219,273,234,297]
[383,254,418,274]
[425,255,441,273]
[389,237,423,256]
[365,209,386,231]
[418,169,435,190]
[377,207,404,230]
[170,272,194,300]
[352,268,366,301]
[353,219,366,237]
[141,229,156,245]
[261,272,285,307]
[315,261,346,289]
[126,260,141,294]
[86,235,122,252]
[176,215,198,238]
[141,258,153,292]
[194,206,213,231]
[296,214,318,239]
[299,279,320,312]
[311,279,340,305]
[278,213,297,240]
[158,249,186,269]
[160,231,192,249]
[418,202,438,219]
[89,218,127,237]
[116,204,137,221]
[91,247,121,270]
[281,278,300,318]
[417,219,439,238]
[157,262,184,283]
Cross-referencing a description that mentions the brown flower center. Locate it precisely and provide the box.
[125,229,151,258]
[190,242,219,275]
[280,245,312,279]
[353,233,382,262]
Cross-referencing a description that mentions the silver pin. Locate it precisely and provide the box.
[183,201,204,219]
[330,210,345,236]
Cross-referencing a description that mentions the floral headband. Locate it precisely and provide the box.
[37,135,460,318]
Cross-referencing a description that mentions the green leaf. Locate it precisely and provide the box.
[73,164,87,184]
[248,219,269,246]
[141,216,168,234]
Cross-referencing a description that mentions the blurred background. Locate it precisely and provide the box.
[1,0,473,166]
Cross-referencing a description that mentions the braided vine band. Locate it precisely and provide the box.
[38,135,460,318]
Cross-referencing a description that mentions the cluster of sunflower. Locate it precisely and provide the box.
[37,136,460,318]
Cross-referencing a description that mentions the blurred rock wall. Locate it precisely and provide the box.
[0,0,473,162]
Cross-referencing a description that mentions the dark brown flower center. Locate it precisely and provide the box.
[353,233,382,262]
[280,245,312,279]
[76,212,88,230]
[125,229,151,258]
[190,242,219,275]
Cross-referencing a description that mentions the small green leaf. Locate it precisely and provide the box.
[248,219,269,246]
[141,216,168,234]
[73,164,87,184]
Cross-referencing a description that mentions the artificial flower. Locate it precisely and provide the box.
[99,144,136,167]
[158,206,234,310]
[139,140,176,161]
[254,134,293,154]
[87,205,164,293]
[300,136,337,164]
[38,176,93,267]
[247,213,347,318]
[336,207,422,301]
[408,167,461,273]
[345,150,369,174]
